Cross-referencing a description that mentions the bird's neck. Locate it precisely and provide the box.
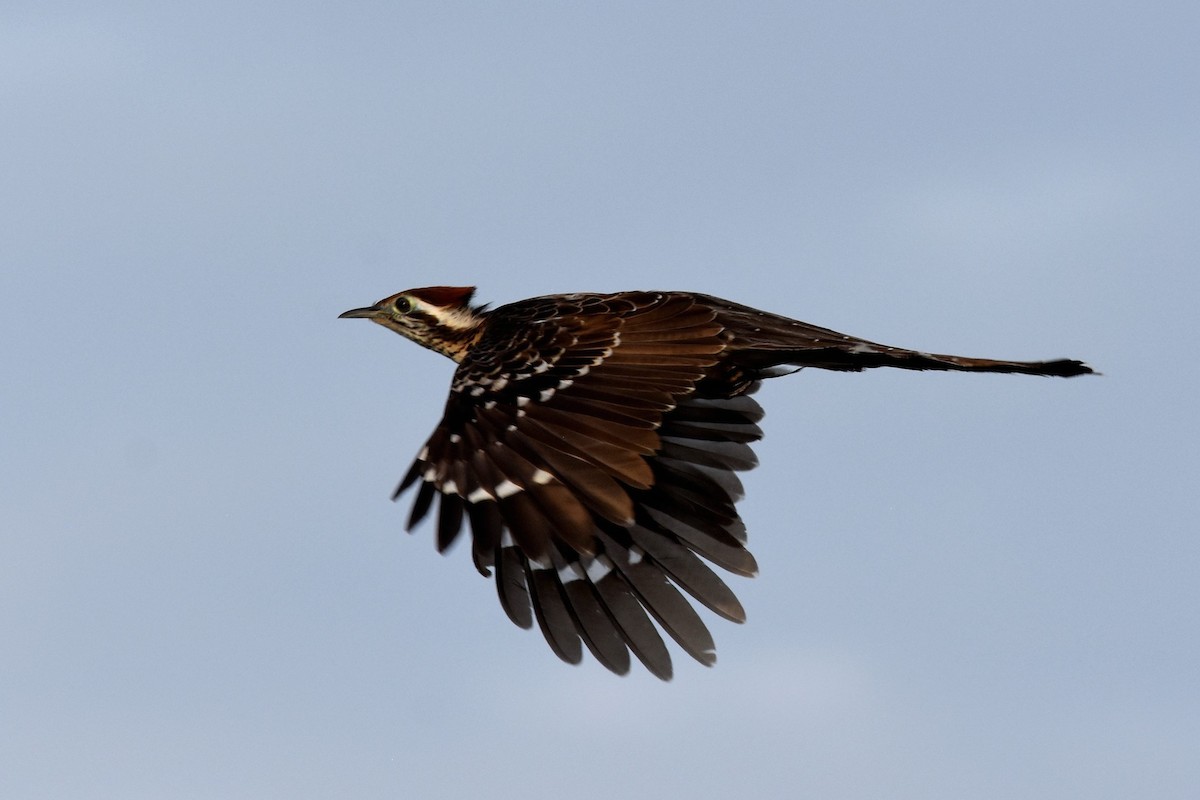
[419,306,488,362]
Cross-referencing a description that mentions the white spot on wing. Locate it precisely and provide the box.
[494,479,522,499]
[560,562,586,582]
[556,556,612,583]
[585,556,612,582]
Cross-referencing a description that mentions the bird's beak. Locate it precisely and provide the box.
[338,304,381,319]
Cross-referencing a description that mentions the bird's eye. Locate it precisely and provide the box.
[393,297,413,314]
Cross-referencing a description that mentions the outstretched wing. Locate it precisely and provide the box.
[395,292,762,679]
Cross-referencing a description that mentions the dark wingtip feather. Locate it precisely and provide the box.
[405,481,436,530]
[393,461,422,500]
[435,493,465,552]
[618,558,718,667]
[563,580,632,675]
[594,571,674,680]
[527,567,584,665]
[495,547,534,629]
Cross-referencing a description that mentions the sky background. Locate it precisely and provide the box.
[3,2,1197,798]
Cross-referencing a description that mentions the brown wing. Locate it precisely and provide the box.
[395,292,762,679]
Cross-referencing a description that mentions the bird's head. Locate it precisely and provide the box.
[339,286,485,362]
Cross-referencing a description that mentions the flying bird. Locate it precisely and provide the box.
[340,286,1091,679]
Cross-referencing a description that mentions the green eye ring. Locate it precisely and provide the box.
[393,296,413,314]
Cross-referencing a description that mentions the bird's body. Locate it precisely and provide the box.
[340,286,1091,679]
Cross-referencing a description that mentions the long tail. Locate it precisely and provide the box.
[772,347,1094,377]
[704,296,1094,377]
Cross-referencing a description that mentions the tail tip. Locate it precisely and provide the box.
[1048,359,1096,377]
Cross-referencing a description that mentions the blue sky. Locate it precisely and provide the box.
[3,2,1197,798]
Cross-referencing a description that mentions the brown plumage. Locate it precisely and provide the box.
[339,286,1092,679]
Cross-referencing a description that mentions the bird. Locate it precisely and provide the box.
[339,286,1092,680]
